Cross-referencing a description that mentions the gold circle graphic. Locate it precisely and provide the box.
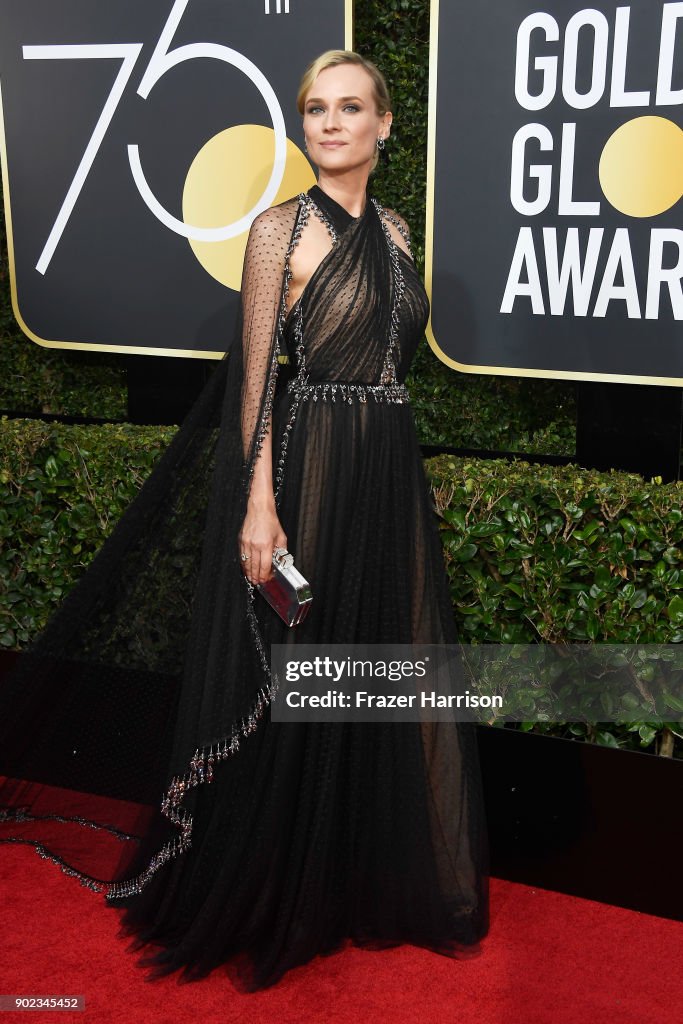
[183,124,315,290]
[599,115,683,218]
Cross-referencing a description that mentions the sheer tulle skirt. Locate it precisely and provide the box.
[111,393,489,992]
[113,715,488,992]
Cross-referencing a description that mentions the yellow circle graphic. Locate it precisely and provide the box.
[599,115,683,218]
[183,124,315,290]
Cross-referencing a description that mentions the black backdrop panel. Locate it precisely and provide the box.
[428,0,683,383]
[0,0,347,356]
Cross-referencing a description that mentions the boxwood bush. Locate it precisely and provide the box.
[1,417,680,758]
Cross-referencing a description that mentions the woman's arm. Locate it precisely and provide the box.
[237,208,289,585]
[239,429,286,586]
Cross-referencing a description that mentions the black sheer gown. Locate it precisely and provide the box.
[0,184,489,991]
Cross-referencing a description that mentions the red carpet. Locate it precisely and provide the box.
[1,845,682,1023]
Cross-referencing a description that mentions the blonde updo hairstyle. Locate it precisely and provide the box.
[297,50,392,172]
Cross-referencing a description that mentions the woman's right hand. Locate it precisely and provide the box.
[238,501,287,586]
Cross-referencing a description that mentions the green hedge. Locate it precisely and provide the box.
[426,453,683,759]
[0,417,175,644]
[426,454,683,645]
[1,416,681,758]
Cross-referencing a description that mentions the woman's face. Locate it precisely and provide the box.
[302,63,392,174]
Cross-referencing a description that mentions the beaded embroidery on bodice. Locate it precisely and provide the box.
[280,191,425,386]
[271,188,429,502]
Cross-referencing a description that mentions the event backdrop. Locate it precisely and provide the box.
[0,0,350,357]
[427,0,683,384]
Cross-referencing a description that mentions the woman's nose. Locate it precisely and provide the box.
[323,109,341,130]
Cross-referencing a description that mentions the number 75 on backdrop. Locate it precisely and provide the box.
[0,0,350,358]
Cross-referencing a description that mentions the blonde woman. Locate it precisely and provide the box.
[0,51,489,992]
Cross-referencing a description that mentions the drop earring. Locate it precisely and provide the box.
[376,135,389,166]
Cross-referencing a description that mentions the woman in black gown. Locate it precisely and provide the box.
[0,50,489,991]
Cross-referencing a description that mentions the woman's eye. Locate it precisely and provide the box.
[306,104,360,114]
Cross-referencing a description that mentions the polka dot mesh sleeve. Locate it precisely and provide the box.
[239,202,299,479]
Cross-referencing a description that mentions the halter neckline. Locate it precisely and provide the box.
[307,184,370,232]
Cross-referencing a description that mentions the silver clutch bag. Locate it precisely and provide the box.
[256,547,313,627]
